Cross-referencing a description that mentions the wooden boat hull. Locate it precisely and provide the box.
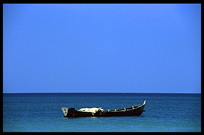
[102,105,145,117]
[61,101,146,117]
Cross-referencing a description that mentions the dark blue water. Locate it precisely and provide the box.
[3,93,201,132]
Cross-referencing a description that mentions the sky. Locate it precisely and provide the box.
[3,4,201,93]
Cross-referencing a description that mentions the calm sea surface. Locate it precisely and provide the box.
[3,93,201,132]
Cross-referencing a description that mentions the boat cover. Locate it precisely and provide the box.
[78,107,104,113]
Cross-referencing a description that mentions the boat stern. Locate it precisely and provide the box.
[61,107,69,117]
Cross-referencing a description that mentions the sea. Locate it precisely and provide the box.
[3,93,201,132]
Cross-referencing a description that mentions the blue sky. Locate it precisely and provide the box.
[3,4,201,93]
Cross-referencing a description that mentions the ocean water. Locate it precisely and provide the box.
[3,93,201,132]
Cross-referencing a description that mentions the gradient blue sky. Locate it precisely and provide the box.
[3,4,201,93]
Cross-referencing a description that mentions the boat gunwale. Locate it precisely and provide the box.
[106,103,145,113]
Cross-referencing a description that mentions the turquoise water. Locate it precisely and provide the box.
[3,93,201,132]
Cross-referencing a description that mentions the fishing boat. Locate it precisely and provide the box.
[61,100,146,117]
